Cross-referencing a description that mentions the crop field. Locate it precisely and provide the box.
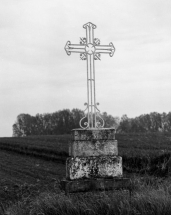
[0,133,171,184]
[0,132,171,214]
[1,132,171,158]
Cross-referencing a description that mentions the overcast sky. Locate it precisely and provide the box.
[0,0,171,137]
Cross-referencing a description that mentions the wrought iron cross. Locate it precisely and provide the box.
[65,22,115,129]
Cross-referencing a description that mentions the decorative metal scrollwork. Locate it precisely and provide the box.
[80,53,87,60]
[94,53,101,60]
[80,37,87,45]
[79,103,89,129]
[95,103,104,128]
[94,38,100,45]
[79,102,104,129]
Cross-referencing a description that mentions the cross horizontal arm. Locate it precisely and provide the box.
[95,42,115,57]
[65,41,86,55]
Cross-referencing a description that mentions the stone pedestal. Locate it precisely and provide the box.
[61,128,130,193]
[60,178,131,193]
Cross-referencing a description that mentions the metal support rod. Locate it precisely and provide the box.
[92,54,96,128]
[86,54,90,127]
[90,54,93,127]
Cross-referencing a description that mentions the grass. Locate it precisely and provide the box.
[4,175,171,215]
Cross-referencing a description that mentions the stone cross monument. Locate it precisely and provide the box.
[61,22,130,193]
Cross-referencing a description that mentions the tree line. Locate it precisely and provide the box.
[12,109,119,137]
[12,110,171,137]
[118,112,171,133]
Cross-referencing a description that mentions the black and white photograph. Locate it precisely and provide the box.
[0,0,171,214]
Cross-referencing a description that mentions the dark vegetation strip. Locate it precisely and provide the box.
[0,135,69,163]
[0,143,67,163]
[123,153,170,176]
[0,141,68,156]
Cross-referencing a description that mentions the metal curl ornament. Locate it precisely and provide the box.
[79,103,90,129]
[95,103,104,128]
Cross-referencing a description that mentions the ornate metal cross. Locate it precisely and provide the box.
[65,22,115,129]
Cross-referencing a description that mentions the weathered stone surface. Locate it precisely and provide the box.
[71,128,115,141]
[69,140,118,157]
[168,156,171,176]
[66,156,122,180]
[60,178,131,193]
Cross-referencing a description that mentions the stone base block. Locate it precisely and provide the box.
[71,128,115,141]
[69,140,118,157]
[60,178,131,194]
[66,156,122,180]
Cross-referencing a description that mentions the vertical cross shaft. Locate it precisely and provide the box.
[84,23,96,128]
[64,22,115,129]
